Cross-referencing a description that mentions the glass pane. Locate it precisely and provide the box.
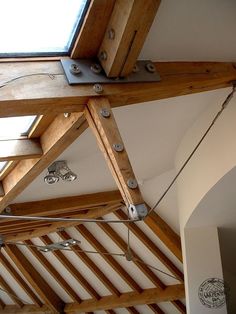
[0,116,36,140]
[0,0,88,55]
[0,161,7,172]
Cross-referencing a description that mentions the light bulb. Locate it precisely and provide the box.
[63,171,77,182]
[44,172,60,185]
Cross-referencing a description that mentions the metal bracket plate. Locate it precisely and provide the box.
[128,203,148,220]
[61,59,161,85]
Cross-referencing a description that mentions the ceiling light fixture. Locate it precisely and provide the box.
[37,239,81,253]
[44,160,77,185]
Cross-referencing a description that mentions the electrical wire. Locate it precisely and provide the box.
[133,258,179,280]
[148,85,236,215]
[0,73,64,89]
[5,242,126,257]
[0,214,139,223]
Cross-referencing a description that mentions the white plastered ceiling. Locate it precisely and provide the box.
[2,1,236,313]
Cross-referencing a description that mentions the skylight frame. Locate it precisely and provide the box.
[0,0,90,58]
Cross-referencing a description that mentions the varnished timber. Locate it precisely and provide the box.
[85,97,143,207]
[65,285,185,312]
[0,139,42,162]
[58,231,144,314]
[5,245,64,313]
[77,224,142,292]
[97,219,165,290]
[24,240,81,303]
[0,298,5,309]
[0,304,52,313]
[0,182,4,197]
[115,209,184,281]
[97,219,186,312]
[28,114,57,138]
[58,230,120,296]
[0,274,23,308]
[0,62,235,117]
[3,203,120,241]
[40,235,100,300]
[98,0,161,77]
[71,0,115,58]
[0,112,88,212]
[0,252,42,307]
[8,190,122,216]
[145,210,182,262]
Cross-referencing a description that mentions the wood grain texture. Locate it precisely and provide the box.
[5,246,64,313]
[0,252,42,307]
[0,113,88,212]
[115,209,183,280]
[65,285,185,312]
[8,190,122,216]
[3,203,120,242]
[24,240,81,304]
[40,235,100,300]
[0,274,23,308]
[0,139,42,161]
[145,210,183,262]
[0,62,235,117]
[98,0,161,77]
[71,0,115,58]
[85,97,143,207]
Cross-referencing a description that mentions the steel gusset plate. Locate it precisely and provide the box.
[61,59,161,85]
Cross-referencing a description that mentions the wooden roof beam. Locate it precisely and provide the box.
[71,0,115,59]
[4,245,64,313]
[0,252,42,307]
[0,139,42,162]
[40,235,100,300]
[65,285,185,313]
[97,219,165,290]
[0,112,87,212]
[8,190,123,216]
[0,62,235,117]
[3,203,120,242]
[0,274,23,308]
[98,0,161,77]
[24,240,81,304]
[145,210,182,262]
[85,97,144,209]
[115,209,184,280]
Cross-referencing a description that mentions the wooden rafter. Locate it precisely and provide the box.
[97,219,165,290]
[4,245,64,313]
[0,252,42,307]
[58,230,141,314]
[98,0,161,77]
[65,285,185,312]
[76,225,170,313]
[145,210,182,262]
[115,209,183,279]
[0,62,235,117]
[3,203,121,242]
[0,139,42,162]
[8,190,122,216]
[24,240,81,304]
[71,0,115,59]
[40,235,100,300]
[85,97,144,208]
[0,274,23,308]
[0,112,87,211]
[77,224,142,292]
[97,219,186,312]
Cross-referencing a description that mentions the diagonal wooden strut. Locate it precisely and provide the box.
[85,97,144,209]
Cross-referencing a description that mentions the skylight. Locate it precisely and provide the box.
[0,0,88,56]
[0,162,7,172]
[0,116,36,140]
